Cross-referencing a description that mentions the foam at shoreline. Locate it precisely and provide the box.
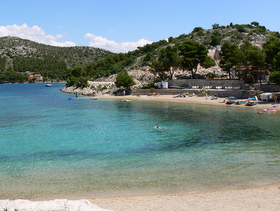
[0,199,112,211]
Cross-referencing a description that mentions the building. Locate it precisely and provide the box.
[29,74,43,82]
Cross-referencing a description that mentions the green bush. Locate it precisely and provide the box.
[180,84,189,88]
[150,87,155,93]
[199,87,208,95]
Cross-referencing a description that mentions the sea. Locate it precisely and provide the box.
[0,83,280,199]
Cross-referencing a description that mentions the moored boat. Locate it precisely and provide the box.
[263,109,277,113]
[245,101,258,106]
[45,84,53,87]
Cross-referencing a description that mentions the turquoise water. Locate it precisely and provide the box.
[0,84,280,199]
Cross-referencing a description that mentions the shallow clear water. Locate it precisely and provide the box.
[0,84,280,199]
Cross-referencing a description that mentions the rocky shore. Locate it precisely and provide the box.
[61,85,101,96]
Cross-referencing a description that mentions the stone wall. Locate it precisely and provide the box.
[259,84,280,92]
[133,89,256,99]
[168,79,248,89]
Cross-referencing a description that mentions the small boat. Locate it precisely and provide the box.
[245,101,258,106]
[226,100,235,104]
[45,84,53,87]
[235,101,246,105]
[263,109,277,113]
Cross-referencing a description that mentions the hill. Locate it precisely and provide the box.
[0,36,114,68]
[0,36,114,82]
[1,22,280,84]
[81,22,280,84]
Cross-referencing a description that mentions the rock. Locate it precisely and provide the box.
[0,199,112,211]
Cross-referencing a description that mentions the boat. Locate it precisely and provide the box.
[245,101,258,106]
[235,100,246,105]
[226,100,235,104]
[263,109,277,113]
[45,84,53,87]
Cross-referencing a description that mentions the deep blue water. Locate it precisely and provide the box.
[0,83,280,199]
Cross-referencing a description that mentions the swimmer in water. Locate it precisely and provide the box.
[155,126,161,129]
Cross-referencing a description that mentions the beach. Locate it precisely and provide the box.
[91,183,280,211]
[96,93,280,111]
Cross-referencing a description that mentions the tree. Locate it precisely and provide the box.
[251,21,259,27]
[219,41,240,78]
[202,56,216,68]
[192,27,204,36]
[212,23,220,29]
[263,37,280,84]
[178,40,209,78]
[77,76,90,88]
[0,55,6,71]
[239,40,265,82]
[71,66,85,78]
[211,30,222,46]
[263,37,280,70]
[151,46,181,80]
[115,71,136,90]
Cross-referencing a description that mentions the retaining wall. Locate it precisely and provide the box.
[168,79,248,89]
[133,89,256,99]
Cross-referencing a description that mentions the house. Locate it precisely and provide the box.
[29,74,43,82]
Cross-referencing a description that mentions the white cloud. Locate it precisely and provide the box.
[84,33,152,53]
[0,23,76,47]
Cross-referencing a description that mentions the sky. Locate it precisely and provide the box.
[0,0,280,53]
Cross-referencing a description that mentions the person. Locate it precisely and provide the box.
[155,126,161,129]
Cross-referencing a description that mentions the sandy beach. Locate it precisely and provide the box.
[91,183,280,211]
[96,93,280,111]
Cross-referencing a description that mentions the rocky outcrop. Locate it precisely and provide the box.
[61,86,97,96]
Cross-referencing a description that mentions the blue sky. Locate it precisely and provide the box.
[1,0,280,53]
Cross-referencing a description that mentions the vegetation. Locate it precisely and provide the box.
[115,71,136,90]
[178,40,214,78]
[66,66,89,88]
[1,22,280,86]
[0,36,113,83]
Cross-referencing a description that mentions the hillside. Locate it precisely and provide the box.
[0,36,114,68]
[81,22,280,84]
[1,22,280,84]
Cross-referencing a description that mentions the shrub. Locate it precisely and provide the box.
[199,87,208,95]
[150,87,155,93]
[180,84,189,88]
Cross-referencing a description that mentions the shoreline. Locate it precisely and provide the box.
[1,183,280,210]
[92,93,280,111]
[90,182,280,211]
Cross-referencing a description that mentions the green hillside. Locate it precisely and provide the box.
[0,36,114,83]
[1,22,280,85]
